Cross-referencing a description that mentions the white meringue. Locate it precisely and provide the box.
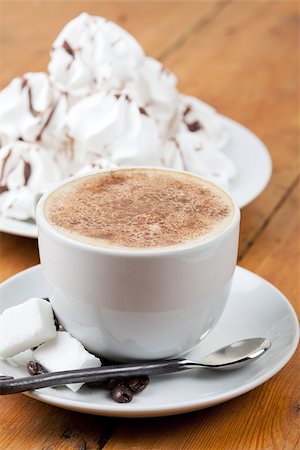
[0,141,61,220]
[161,95,235,188]
[75,156,118,176]
[0,13,237,222]
[0,72,59,144]
[126,57,178,139]
[162,136,235,188]
[67,90,161,167]
[0,72,83,178]
[175,95,229,150]
[49,12,144,97]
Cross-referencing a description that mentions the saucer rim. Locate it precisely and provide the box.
[0,264,298,417]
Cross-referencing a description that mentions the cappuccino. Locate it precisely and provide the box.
[44,168,235,249]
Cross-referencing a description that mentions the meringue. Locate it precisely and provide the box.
[0,141,61,220]
[126,57,178,139]
[67,90,161,167]
[0,72,58,144]
[49,12,144,97]
[161,95,235,187]
[0,12,236,222]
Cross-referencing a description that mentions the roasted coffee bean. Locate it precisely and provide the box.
[110,385,133,403]
[127,375,149,393]
[106,378,124,390]
[27,361,45,376]
[104,377,127,390]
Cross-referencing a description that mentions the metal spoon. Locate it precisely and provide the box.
[0,337,270,395]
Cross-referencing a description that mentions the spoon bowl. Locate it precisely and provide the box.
[194,337,271,370]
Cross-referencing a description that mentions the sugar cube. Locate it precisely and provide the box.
[6,349,35,368]
[0,298,57,358]
[34,332,101,392]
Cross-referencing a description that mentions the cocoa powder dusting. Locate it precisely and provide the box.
[45,169,233,249]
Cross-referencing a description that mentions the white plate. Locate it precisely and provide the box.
[0,265,298,418]
[0,117,272,239]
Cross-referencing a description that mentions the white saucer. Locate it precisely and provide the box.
[0,116,271,239]
[0,265,298,418]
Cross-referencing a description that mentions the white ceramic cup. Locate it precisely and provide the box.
[37,168,240,361]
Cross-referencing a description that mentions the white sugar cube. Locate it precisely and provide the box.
[0,298,56,358]
[34,332,101,392]
[6,349,35,368]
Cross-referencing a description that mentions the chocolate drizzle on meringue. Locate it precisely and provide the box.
[183,105,191,116]
[182,105,203,132]
[139,107,148,116]
[36,102,57,142]
[114,93,132,103]
[23,160,32,185]
[170,137,187,171]
[186,121,202,132]
[28,87,40,118]
[62,40,76,71]
[21,76,40,117]
[0,148,12,182]
[21,77,28,90]
[63,40,75,58]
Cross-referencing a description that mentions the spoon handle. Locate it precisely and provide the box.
[0,359,196,395]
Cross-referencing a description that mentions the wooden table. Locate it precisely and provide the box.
[0,1,299,449]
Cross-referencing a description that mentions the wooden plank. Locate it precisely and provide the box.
[0,0,224,88]
[240,178,300,314]
[102,183,300,450]
[0,393,120,450]
[160,0,299,256]
[0,233,39,282]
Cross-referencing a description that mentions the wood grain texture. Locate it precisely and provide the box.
[160,0,299,257]
[0,1,299,449]
[0,0,223,88]
[0,233,39,282]
[0,393,120,450]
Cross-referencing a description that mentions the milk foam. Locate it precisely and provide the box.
[44,169,235,250]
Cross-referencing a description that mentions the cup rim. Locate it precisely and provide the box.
[36,166,240,257]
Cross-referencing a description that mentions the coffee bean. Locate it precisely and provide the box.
[110,385,133,403]
[86,377,126,390]
[104,377,127,390]
[27,361,45,376]
[127,375,149,393]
